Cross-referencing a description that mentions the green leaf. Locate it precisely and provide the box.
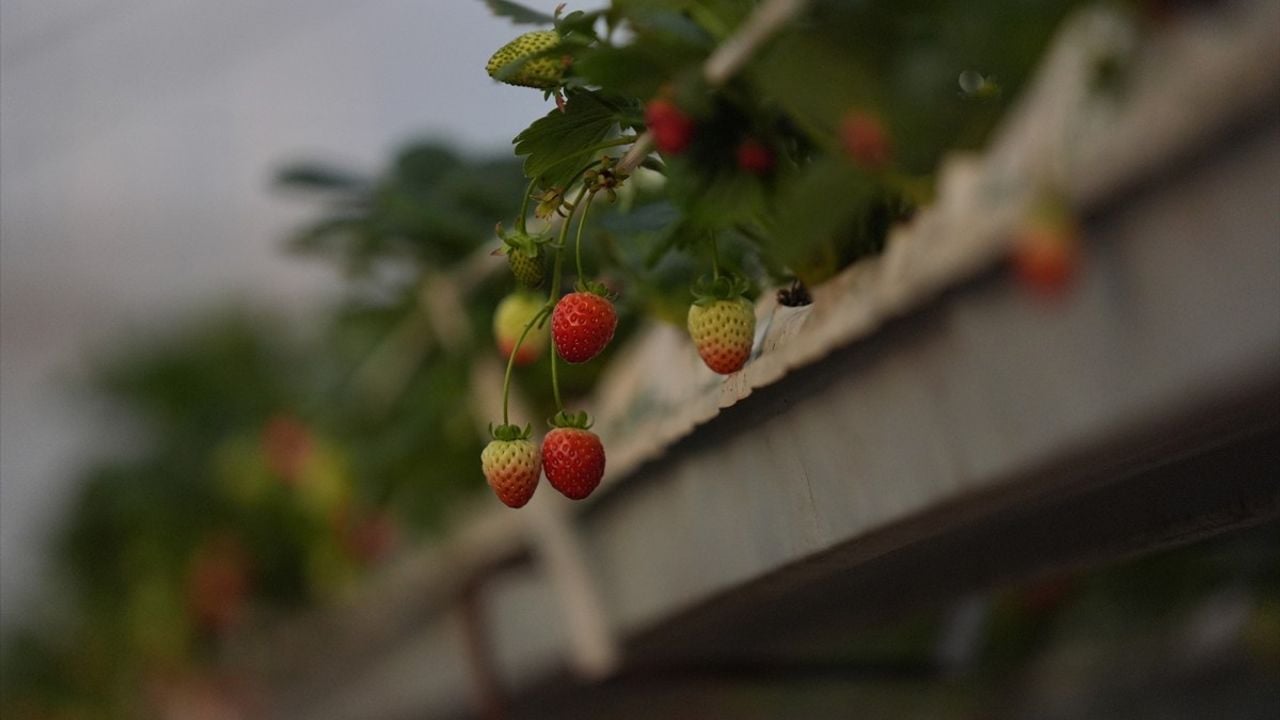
[766,157,899,286]
[512,90,620,188]
[482,0,554,25]
[574,39,704,99]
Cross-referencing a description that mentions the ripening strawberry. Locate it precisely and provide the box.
[840,111,892,170]
[542,426,605,500]
[645,98,695,155]
[481,426,541,508]
[1012,212,1080,297]
[552,291,617,363]
[737,138,775,175]
[688,297,756,375]
[486,30,565,89]
[494,292,549,366]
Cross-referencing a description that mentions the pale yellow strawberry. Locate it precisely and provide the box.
[687,298,755,375]
[494,291,549,365]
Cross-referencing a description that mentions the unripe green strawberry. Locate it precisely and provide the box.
[542,426,605,500]
[494,291,549,366]
[481,430,541,508]
[497,224,547,288]
[507,248,544,288]
[486,30,564,89]
[688,297,755,375]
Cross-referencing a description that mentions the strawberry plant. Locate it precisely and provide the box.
[473,0,1083,505]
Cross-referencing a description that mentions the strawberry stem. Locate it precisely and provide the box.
[516,177,537,234]
[574,191,596,283]
[710,233,721,281]
[550,337,564,412]
[500,305,550,427]
[547,184,590,413]
[559,160,603,207]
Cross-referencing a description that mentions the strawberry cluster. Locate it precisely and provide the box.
[483,170,621,508]
[481,414,608,507]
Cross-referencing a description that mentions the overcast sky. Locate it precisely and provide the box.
[0,0,567,626]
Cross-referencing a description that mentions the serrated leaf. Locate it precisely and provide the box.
[482,0,554,25]
[512,91,620,188]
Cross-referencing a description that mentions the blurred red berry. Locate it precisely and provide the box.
[262,415,312,484]
[840,111,892,170]
[341,509,400,565]
[645,98,695,155]
[1012,223,1080,297]
[185,535,250,635]
[736,138,774,175]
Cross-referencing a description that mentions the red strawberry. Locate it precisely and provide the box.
[552,291,617,363]
[481,425,541,508]
[737,138,774,175]
[688,297,755,374]
[494,291,549,366]
[645,98,695,155]
[840,111,892,170]
[542,426,605,500]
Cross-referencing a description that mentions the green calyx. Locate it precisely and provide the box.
[498,226,549,258]
[573,278,615,299]
[490,422,534,442]
[691,273,750,307]
[548,409,593,430]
